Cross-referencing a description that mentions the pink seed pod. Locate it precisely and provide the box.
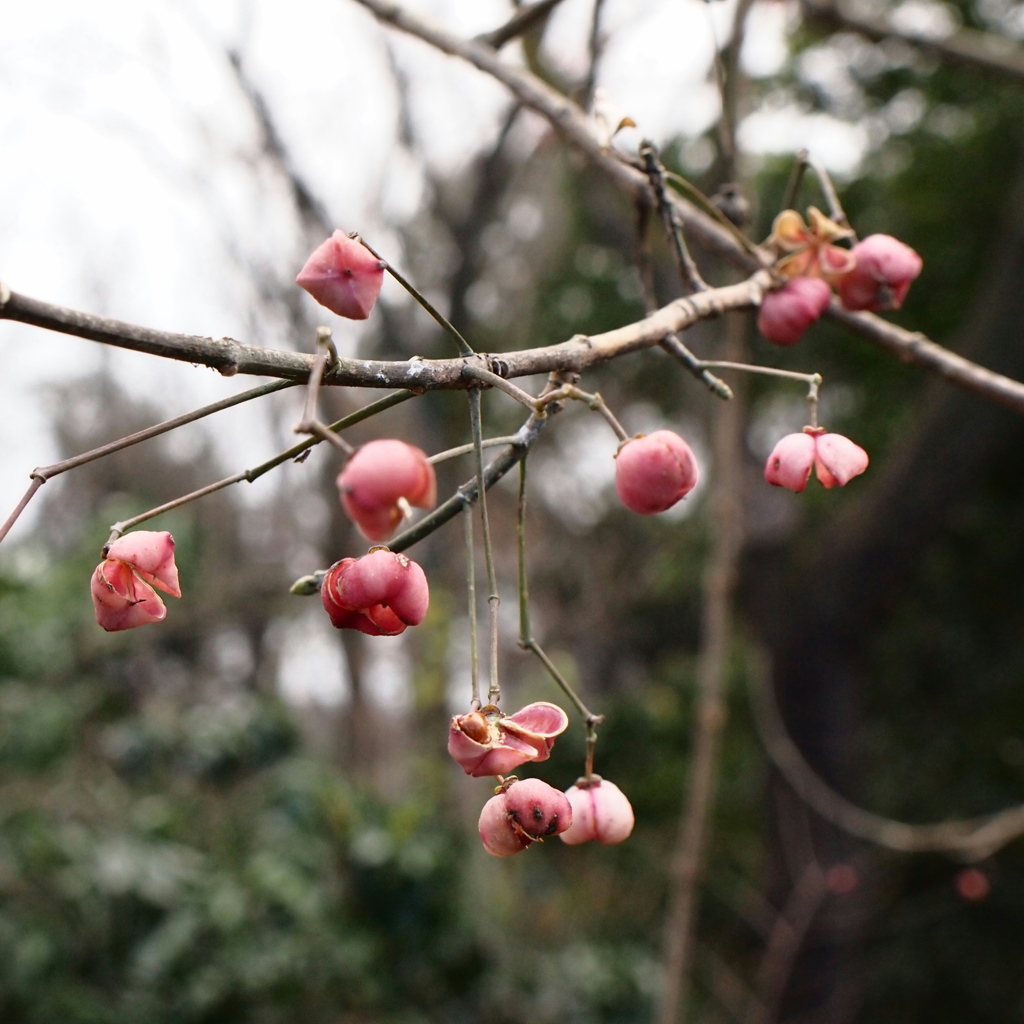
[448,701,569,777]
[560,776,635,846]
[91,530,180,632]
[478,778,573,857]
[836,234,922,312]
[337,439,437,542]
[320,550,429,636]
[296,230,385,320]
[764,427,869,492]
[757,277,832,347]
[615,430,699,515]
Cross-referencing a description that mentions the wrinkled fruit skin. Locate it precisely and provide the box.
[479,778,573,857]
[296,230,385,320]
[757,277,832,347]
[764,427,869,492]
[321,549,429,636]
[836,234,922,312]
[337,439,437,542]
[91,531,181,632]
[448,701,569,777]
[560,777,635,846]
[615,430,699,515]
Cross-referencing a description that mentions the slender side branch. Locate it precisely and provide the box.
[295,328,356,457]
[750,652,1024,859]
[0,479,44,546]
[805,153,852,231]
[0,379,298,546]
[661,335,734,400]
[355,234,474,356]
[469,388,501,704]
[465,501,480,709]
[475,0,566,50]
[641,140,707,294]
[429,436,521,464]
[105,389,416,542]
[462,364,540,410]
[107,472,248,543]
[516,459,604,764]
[388,411,549,554]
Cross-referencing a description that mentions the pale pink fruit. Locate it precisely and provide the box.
[337,439,437,542]
[479,793,532,857]
[91,530,180,632]
[478,778,573,857]
[560,777,635,846]
[764,427,869,492]
[448,701,569,777]
[836,234,922,312]
[296,231,385,320]
[615,430,698,515]
[764,432,816,492]
[757,277,832,347]
[320,550,429,636]
[813,431,870,488]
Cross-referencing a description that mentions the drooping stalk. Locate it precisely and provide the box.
[469,387,501,705]
[516,459,604,775]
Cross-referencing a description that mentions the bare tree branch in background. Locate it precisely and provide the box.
[750,653,1024,859]
[802,0,1024,82]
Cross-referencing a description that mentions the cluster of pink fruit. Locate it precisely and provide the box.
[89,222,894,856]
[448,701,635,855]
[757,208,923,347]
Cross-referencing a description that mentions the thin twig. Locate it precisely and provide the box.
[580,0,607,109]
[661,334,734,400]
[804,153,852,232]
[517,459,604,756]
[662,171,760,259]
[641,140,707,294]
[462,363,540,410]
[0,479,44,546]
[465,499,480,710]
[107,472,249,543]
[355,234,475,356]
[429,436,521,464]
[781,153,809,214]
[475,0,566,50]
[698,360,821,388]
[387,412,548,554]
[295,329,357,456]
[469,388,501,704]
[105,389,417,542]
[633,198,733,399]
[0,379,298,546]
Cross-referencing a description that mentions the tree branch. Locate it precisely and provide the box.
[474,0,566,50]
[348,0,1024,417]
[0,275,771,387]
[802,0,1024,83]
